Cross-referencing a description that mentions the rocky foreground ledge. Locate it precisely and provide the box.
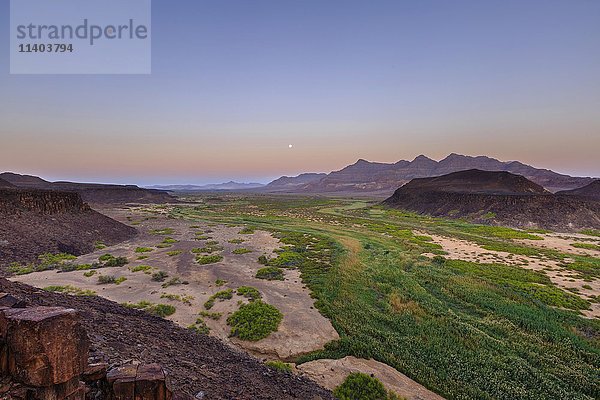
[0,279,334,400]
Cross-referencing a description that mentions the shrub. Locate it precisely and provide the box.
[135,247,154,253]
[161,277,187,288]
[255,267,284,281]
[215,279,227,287]
[114,276,127,285]
[162,237,178,244]
[204,289,234,310]
[166,250,182,257]
[226,301,283,341]
[432,255,446,265]
[333,373,388,400]
[99,254,128,267]
[160,293,194,305]
[83,270,97,277]
[199,311,222,320]
[196,255,223,265]
[94,241,107,250]
[269,251,303,268]
[265,360,292,372]
[97,275,116,284]
[8,262,34,275]
[228,238,245,244]
[239,226,255,234]
[124,301,176,317]
[232,248,252,255]
[236,286,262,301]
[43,285,96,296]
[188,318,210,334]
[152,270,169,282]
[129,265,153,273]
[150,228,175,235]
[258,255,269,265]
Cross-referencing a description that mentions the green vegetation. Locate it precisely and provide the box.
[160,293,194,305]
[199,310,222,320]
[129,264,153,273]
[123,301,176,317]
[227,301,283,341]
[83,270,96,277]
[232,248,252,254]
[166,250,182,256]
[188,318,210,334]
[236,286,262,301]
[43,285,96,296]
[162,276,187,288]
[265,360,292,372]
[580,229,600,237]
[228,238,245,244]
[215,279,227,287]
[334,373,396,400]
[151,270,169,282]
[204,289,234,310]
[135,247,154,253]
[196,254,224,265]
[150,228,175,235]
[97,275,126,285]
[168,195,600,399]
[571,242,600,251]
[255,266,284,280]
[239,226,255,234]
[98,254,129,267]
[94,241,107,250]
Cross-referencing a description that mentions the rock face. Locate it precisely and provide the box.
[383,170,600,232]
[0,188,136,268]
[0,178,16,189]
[107,364,172,400]
[0,172,176,205]
[264,154,596,195]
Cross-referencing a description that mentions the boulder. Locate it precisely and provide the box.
[0,306,89,387]
[107,364,173,400]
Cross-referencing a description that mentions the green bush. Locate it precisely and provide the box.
[239,226,255,234]
[265,360,292,372]
[43,285,96,296]
[129,265,152,273]
[232,248,252,255]
[333,373,387,400]
[226,301,282,341]
[151,270,169,282]
[236,286,262,301]
[204,289,234,310]
[135,247,154,253]
[124,301,176,317]
[188,318,210,334]
[255,267,284,281]
[196,255,223,265]
[258,255,269,265]
[97,275,116,284]
[228,238,245,244]
[166,250,182,256]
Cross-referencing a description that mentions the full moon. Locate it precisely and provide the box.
[288,144,293,148]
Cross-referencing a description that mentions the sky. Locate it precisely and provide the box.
[1,0,599,185]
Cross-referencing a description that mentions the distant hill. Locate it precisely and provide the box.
[557,180,600,201]
[1,172,176,204]
[148,181,265,192]
[0,178,16,189]
[383,169,600,232]
[264,173,327,191]
[0,187,136,267]
[264,154,595,195]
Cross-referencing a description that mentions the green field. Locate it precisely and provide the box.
[171,195,600,400]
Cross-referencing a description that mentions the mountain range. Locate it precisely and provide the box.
[262,154,596,196]
[147,181,265,192]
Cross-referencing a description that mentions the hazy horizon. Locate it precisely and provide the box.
[2,0,599,184]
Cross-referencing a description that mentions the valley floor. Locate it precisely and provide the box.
[10,195,600,400]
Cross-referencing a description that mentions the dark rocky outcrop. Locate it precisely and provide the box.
[0,179,16,189]
[0,280,334,400]
[0,173,176,205]
[557,180,600,201]
[0,188,136,268]
[383,170,600,232]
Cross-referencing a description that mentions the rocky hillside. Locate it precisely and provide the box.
[0,172,176,204]
[0,188,136,267]
[0,278,333,400]
[383,170,600,232]
[265,173,327,191]
[266,154,595,195]
[557,180,600,201]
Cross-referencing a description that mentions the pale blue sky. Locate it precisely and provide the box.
[1,0,599,185]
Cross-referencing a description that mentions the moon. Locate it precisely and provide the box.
[288,144,293,148]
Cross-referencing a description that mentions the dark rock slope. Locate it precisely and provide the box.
[557,180,600,201]
[0,188,136,267]
[0,278,334,400]
[383,170,600,232]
